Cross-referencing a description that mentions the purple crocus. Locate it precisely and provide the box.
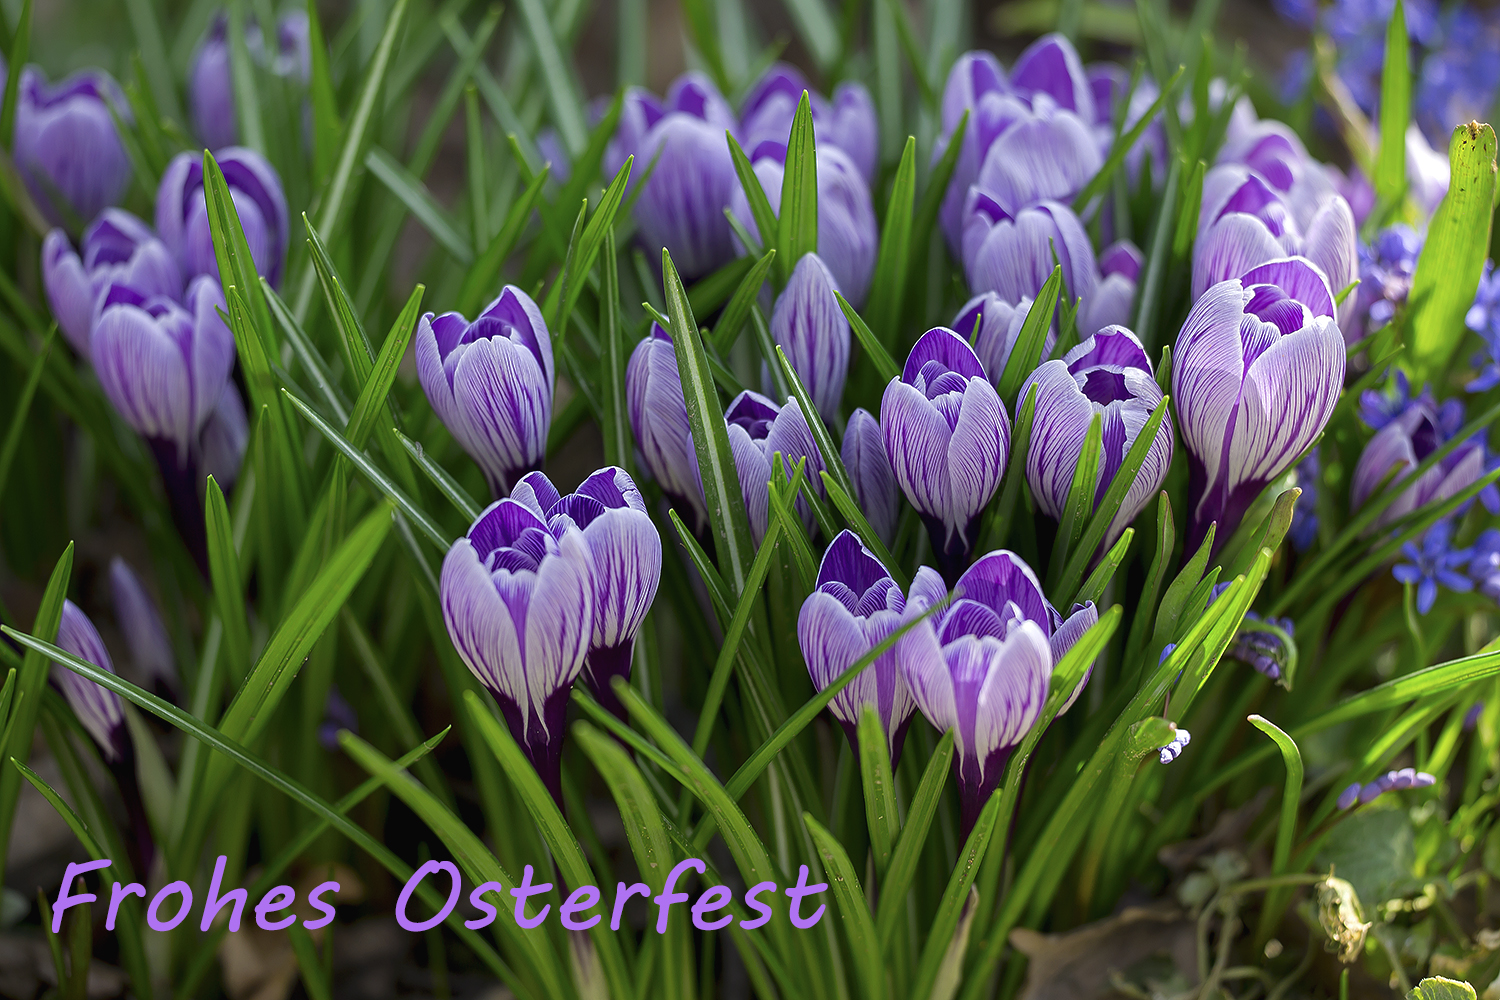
[728,145,878,308]
[725,390,825,544]
[609,74,739,280]
[190,13,313,150]
[109,557,178,697]
[739,63,878,183]
[951,292,1052,386]
[53,601,127,763]
[626,322,705,531]
[1352,395,1485,525]
[899,550,1094,835]
[842,408,899,546]
[510,468,662,720]
[156,147,290,288]
[1020,327,1173,548]
[1174,259,1345,552]
[42,209,182,355]
[934,50,1020,256]
[968,95,1101,220]
[797,531,918,764]
[1392,520,1472,614]
[440,498,594,804]
[1082,241,1142,338]
[200,382,250,491]
[771,253,849,422]
[962,197,1097,314]
[414,286,554,498]
[881,328,1011,583]
[14,67,132,228]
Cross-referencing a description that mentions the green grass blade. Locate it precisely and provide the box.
[204,150,275,352]
[0,0,31,151]
[774,345,859,503]
[346,285,424,448]
[728,133,781,260]
[1047,412,1104,589]
[1125,492,1174,663]
[1408,124,1497,378]
[305,0,341,186]
[0,325,51,505]
[910,792,1002,1000]
[713,249,777,352]
[1248,714,1304,941]
[874,729,953,944]
[1132,156,1182,350]
[997,267,1062,406]
[821,471,907,589]
[974,382,1039,555]
[515,0,587,155]
[226,1,266,154]
[1072,66,1184,213]
[857,708,899,883]
[262,279,350,423]
[458,160,550,316]
[395,429,481,523]
[805,813,886,1000]
[559,155,634,335]
[365,148,474,264]
[868,137,917,350]
[1375,0,1410,213]
[205,477,251,685]
[599,229,634,473]
[778,93,820,287]
[1076,527,1134,606]
[780,0,840,69]
[836,291,901,385]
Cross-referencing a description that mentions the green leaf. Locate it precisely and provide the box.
[1125,492,1174,665]
[204,150,275,355]
[805,813,886,1000]
[774,345,859,504]
[304,0,340,186]
[868,137,917,350]
[857,708,899,883]
[262,280,350,423]
[1048,412,1104,588]
[205,477,251,685]
[1172,158,1206,260]
[874,730,953,945]
[974,383,1039,555]
[557,155,634,335]
[728,133,781,265]
[778,93,820,287]
[713,249,778,352]
[465,86,488,251]
[911,111,967,269]
[599,230,633,473]
[1073,65,1184,213]
[1077,527,1134,606]
[1408,979,1478,1000]
[880,0,936,111]
[1408,124,1497,378]
[663,250,757,594]
[458,159,550,317]
[1149,522,1216,662]
[1249,713,1305,943]
[837,291,901,385]
[515,0,587,155]
[0,325,51,506]
[365,148,474,263]
[1219,485,1300,582]
[910,792,1002,1000]
[1375,0,1411,212]
[997,267,1062,407]
[780,0,840,70]
[0,0,31,151]
[396,429,481,523]
[1055,395,1171,602]
[678,0,729,94]
[1133,156,1183,350]
[0,542,71,886]
[346,284,424,449]
[226,1,265,154]
[821,471,907,589]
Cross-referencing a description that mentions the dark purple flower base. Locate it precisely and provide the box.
[582,642,635,721]
[923,515,981,588]
[146,437,209,576]
[496,688,572,811]
[956,746,1013,842]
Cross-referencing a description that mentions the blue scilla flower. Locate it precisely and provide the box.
[1290,449,1320,552]
[1355,225,1421,339]
[1358,371,1462,436]
[1392,520,1473,614]
[1467,261,1500,391]
[1271,0,1317,30]
[1468,528,1500,601]
[1323,0,1440,115]
[1415,7,1500,148]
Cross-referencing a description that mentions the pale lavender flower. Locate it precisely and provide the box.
[881,328,1011,582]
[771,253,850,422]
[968,94,1102,218]
[156,147,289,287]
[14,67,132,228]
[626,322,705,531]
[53,601,127,762]
[1467,261,1500,391]
[1174,259,1345,551]
[1392,519,1472,614]
[190,12,312,150]
[842,408,899,546]
[962,196,1097,313]
[798,531,917,764]
[1082,240,1142,337]
[42,210,182,355]
[1469,528,1500,600]
[1289,449,1321,552]
[414,286,554,498]
[1020,326,1173,548]
[440,498,595,804]
[1341,768,1437,808]
[510,468,662,719]
[108,557,178,695]
[725,391,825,544]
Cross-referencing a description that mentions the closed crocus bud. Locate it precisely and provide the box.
[109,557,178,696]
[200,381,249,491]
[1009,33,1096,122]
[899,551,1067,835]
[42,210,181,355]
[53,601,127,763]
[728,146,878,308]
[882,328,1010,583]
[441,498,595,805]
[772,253,850,422]
[156,147,289,287]
[952,293,1052,386]
[726,390,825,544]
[824,84,879,184]
[510,468,662,720]
[91,276,236,466]
[415,286,554,498]
[962,195,1097,310]
[627,73,739,280]
[1175,259,1345,552]
[842,408,899,545]
[189,15,237,150]
[1352,397,1486,526]
[798,531,918,764]
[971,95,1101,217]
[1021,327,1173,549]
[739,65,879,184]
[14,67,133,228]
[626,322,706,530]
[1081,240,1142,337]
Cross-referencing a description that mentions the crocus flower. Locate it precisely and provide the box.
[771,253,849,422]
[1009,33,1097,122]
[1392,519,1472,614]
[1081,240,1142,338]
[1020,326,1173,548]
[53,601,127,763]
[882,328,1010,582]
[952,293,1052,386]
[42,209,182,355]
[200,382,249,491]
[899,550,1094,834]
[1174,259,1345,551]
[440,498,594,804]
[14,67,132,228]
[318,686,359,751]
[415,286,554,498]
[626,322,705,530]
[190,13,313,150]
[739,64,878,183]
[109,557,178,696]
[156,147,289,287]
[968,95,1102,219]
[1193,166,1358,332]
[798,531,917,763]
[842,408,899,546]
[725,390,825,544]
[1352,395,1485,525]
[962,196,1097,312]
[934,50,1022,255]
[510,468,662,719]
[728,145,878,308]
[609,74,739,280]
